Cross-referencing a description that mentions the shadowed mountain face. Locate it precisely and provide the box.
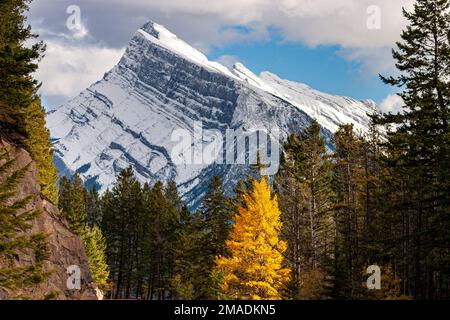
[47,21,375,209]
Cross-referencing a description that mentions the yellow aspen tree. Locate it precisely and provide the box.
[216,177,290,300]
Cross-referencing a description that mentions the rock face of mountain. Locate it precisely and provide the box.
[0,137,97,300]
[47,21,375,208]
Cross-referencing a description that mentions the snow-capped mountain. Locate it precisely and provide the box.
[47,21,375,208]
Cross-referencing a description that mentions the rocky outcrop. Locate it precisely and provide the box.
[0,137,97,300]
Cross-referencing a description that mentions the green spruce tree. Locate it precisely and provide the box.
[0,0,45,137]
[86,185,102,228]
[374,0,450,299]
[172,176,233,300]
[58,175,87,234]
[332,124,365,299]
[101,167,142,299]
[276,121,335,299]
[0,0,58,204]
[58,175,109,289]
[199,176,231,299]
[81,224,109,288]
[172,210,206,299]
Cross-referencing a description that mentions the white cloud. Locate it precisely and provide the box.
[379,94,404,114]
[96,0,415,47]
[35,41,124,106]
[28,0,417,106]
[337,46,397,80]
[215,55,241,70]
[70,21,89,40]
[30,0,415,50]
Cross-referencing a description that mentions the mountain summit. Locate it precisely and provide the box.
[47,21,375,208]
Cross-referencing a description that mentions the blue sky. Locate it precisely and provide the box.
[209,42,392,104]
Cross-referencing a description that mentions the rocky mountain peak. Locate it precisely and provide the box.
[140,21,160,38]
[47,21,375,208]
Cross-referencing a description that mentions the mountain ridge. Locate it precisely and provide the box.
[47,21,375,208]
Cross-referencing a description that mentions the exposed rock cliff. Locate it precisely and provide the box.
[0,137,97,300]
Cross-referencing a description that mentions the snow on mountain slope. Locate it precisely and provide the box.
[258,72,375,133]
[231,63,374,133]
[138,22,239,80]
[47,21,375,209]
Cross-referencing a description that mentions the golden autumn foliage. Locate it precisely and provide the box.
[22,98,59,204]
[365,265,412,300]
[216,177,290,300]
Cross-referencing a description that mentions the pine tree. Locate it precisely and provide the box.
[172,177,234,300]
[245,152,267,191]
[58,175,87,234]
[147,181,168,300]
[0,0,58,204]
[172,210,208,300]
[0,0,45,137]
[101,167,142,299]
[233,179,246,209]
[0,145,49,295]
[358,122,386,270]
[86,185,101,228]
[374,0,450,299]
[216,177,290,300]
[81,224,109,288]
[162,180,183,299]
[276,121,335,299]
[58,174,109,289]
[332,124,365,299]
[202,177,231,261]
[22,98,58,204]
[186,176,232,299]
[138,182,154,299]
[100,169,187,300]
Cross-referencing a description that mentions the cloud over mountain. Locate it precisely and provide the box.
[29,0,414,108]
